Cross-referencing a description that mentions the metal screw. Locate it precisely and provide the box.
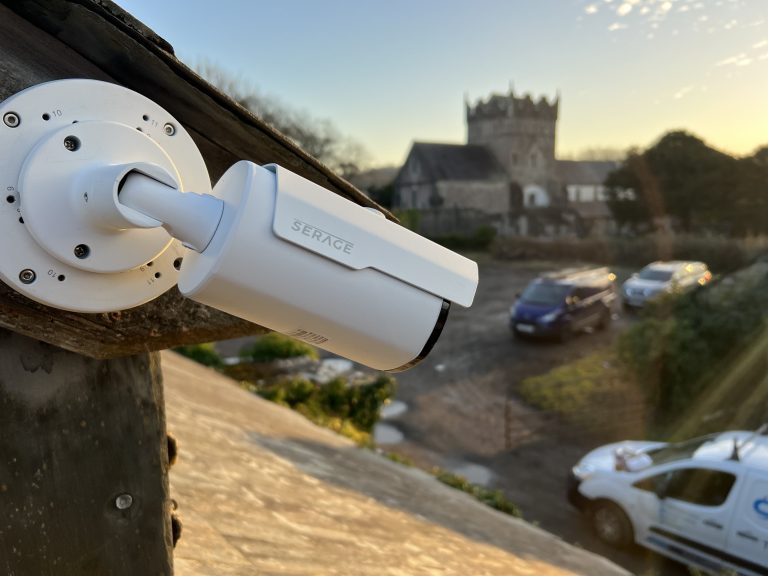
[63,136,81,152]
[163,123,176,136]
[115,494,133,510]
[19,269,36,284]
[74,244,90,259]
[3,112,21,128]
[3,112,20,128]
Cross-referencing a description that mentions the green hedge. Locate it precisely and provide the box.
[493,234,768,274]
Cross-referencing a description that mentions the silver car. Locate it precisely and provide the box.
[622,261,711,308]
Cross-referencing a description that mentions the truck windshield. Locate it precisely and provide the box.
[638,269,674,282]
[520,283,571,306]
[645,433,719,465]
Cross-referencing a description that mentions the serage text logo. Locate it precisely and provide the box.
[292,219,354,254]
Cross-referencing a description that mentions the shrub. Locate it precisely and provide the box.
[240,332,319,362]
[251,374,397,445]
[173,343,223,368]
[432,225,497,251]
[618,266,768,429]
[433,469,522,518]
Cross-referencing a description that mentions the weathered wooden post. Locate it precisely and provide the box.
[0,1,383,573]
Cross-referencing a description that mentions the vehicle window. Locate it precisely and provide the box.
[633,473,667,493]
[572,287,595,299]
[637,269,673,282]
[520,283,570,306]
[633,467,736,507]
[664,468,736,506]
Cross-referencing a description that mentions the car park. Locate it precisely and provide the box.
[622,261,712,309]
[509,267,617,342]
[568,426,768,576]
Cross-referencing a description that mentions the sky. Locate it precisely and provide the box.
[120,0,767,167]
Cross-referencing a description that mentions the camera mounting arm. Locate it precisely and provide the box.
[118,169,224,253]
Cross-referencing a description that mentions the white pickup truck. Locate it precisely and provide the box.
[568,428,768,575]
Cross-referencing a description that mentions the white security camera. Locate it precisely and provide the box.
[0,80,478,371]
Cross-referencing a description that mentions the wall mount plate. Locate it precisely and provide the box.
[0,80,211,313]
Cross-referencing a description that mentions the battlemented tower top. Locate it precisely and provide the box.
[466,88,559,122]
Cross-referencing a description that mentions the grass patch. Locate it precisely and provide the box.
[520,351,647,440]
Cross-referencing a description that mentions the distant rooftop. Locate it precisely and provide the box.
[407,142,509,182]
[557,160,620,186]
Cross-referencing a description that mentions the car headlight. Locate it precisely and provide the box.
[572,463,595,480]
[540,309,561,323]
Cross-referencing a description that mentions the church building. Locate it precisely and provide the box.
[394,89,618,237]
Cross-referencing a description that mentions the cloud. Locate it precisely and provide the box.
[617,3,633,16]
[659,2,673,13]
[673,85,695,99]
[753,40,768,49]
[608,22,628,31]
[585,3,599,14]
[716,52,753,67]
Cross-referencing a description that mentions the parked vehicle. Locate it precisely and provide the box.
[622,261,712,309]
[509,267,617,341]
[568,426,768,576]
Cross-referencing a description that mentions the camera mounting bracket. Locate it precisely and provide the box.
[0,80,211,312]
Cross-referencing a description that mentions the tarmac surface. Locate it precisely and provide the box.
[385,257,688,575]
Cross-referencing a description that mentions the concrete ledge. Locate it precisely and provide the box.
[163,351,630,576]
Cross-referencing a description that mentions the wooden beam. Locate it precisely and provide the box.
[0,329,173,574]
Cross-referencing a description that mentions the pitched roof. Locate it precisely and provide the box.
[557,160,619,186]
[408,142,508,182]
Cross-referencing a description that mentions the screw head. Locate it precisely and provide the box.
[73,244,90,259]
[3,112,20,128]
[63,136,81,152]
[163,123,176,136]
[115,494,133,510]
[19,269,36,284]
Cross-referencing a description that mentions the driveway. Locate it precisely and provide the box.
[381,256,687,576]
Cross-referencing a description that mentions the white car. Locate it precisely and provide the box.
[568,427,768,575]
[622,261,712,308]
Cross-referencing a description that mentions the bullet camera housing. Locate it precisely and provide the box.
[0,80,478,371]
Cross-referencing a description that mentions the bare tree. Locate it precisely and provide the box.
[196,60,370,178]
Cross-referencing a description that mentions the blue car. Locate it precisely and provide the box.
[510,267,617,341]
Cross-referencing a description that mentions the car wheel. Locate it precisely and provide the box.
[590,501,634,548]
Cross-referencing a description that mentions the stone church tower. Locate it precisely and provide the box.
[466,89,560,204]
